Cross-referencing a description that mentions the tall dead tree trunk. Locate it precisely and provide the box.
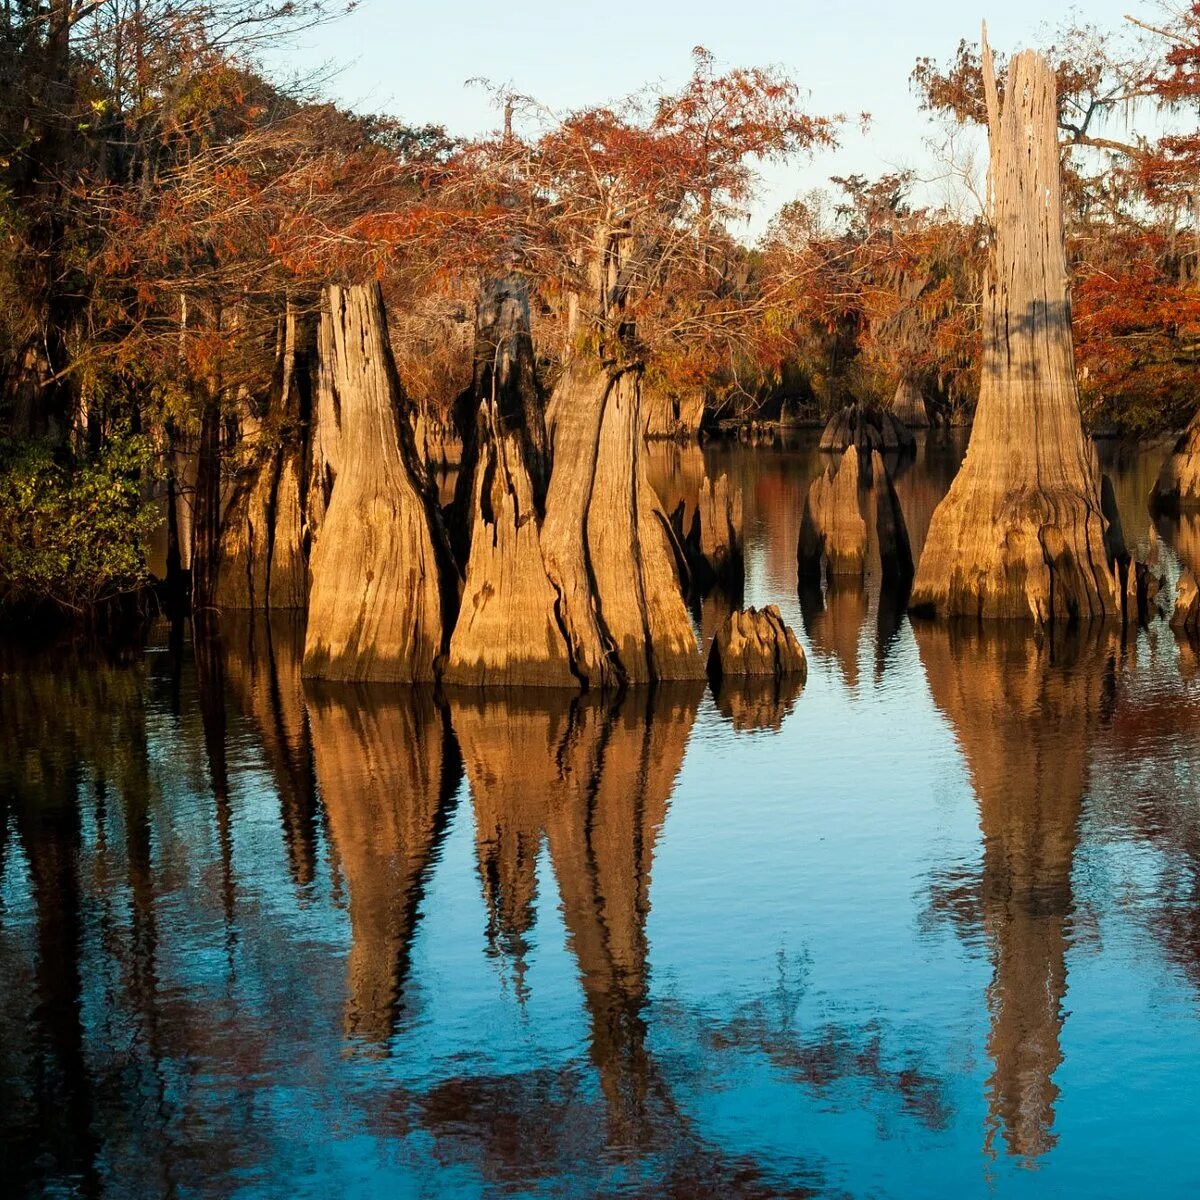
[909,35,1118,623]
[216,303,316,611]
[302,283,457,683]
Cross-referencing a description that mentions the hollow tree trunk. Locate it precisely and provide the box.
[302,283,457,683]
[216,304,316,611]
[909,39,1118,622]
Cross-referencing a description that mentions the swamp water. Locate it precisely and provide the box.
[3,433,1200,1198]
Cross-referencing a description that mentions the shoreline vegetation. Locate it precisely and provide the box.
[4,4,1200,670]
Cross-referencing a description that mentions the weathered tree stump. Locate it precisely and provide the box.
[1171,569,1200,637]
[819,402,915,454]
[302,283,458,683]
[909,37,1119,623]
[705,604,807,682]
[447,357,701,687]
[684,472,744,590]
[891,378,930,428]
[799,447,913,585]
[643,386,705,440]
[443,276,572,686]
[217,304,316,611]
[1150,411,1200,514]
[541,363,702,686]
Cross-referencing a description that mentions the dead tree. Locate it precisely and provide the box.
[301,283,457,683]
[216,302,316,611]
[909,33,1119,622]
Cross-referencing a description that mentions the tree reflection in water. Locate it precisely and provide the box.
[6,537,1200,1196]
[916,622,1119,1162]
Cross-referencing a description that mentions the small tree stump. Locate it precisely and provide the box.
[706,604,807,681]
[1171,569,1200,637]
[891,378,930,428]
[799,448,913,585]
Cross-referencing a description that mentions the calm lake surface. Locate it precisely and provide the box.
[5,432,1200,1199]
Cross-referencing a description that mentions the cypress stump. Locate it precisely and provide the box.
[909,35,1119,622]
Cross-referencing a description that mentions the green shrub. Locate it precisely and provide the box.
[0,435,161,616]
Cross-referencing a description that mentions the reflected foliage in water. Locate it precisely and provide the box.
[3,434,1200,1197]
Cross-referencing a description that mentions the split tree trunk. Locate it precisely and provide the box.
[447,355,702,688]
[302,283,457,683]
[541,363,702,686]
[909,37,1118,622]
[444,276,569,686]
[216,304,316,611]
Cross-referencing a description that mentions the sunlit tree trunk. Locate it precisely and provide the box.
[909,36,1118,623]
[301,283,457,683]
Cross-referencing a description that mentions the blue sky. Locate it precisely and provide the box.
[278,0,1143,234]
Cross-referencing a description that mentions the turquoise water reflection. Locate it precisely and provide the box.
[2,434,1200,1198]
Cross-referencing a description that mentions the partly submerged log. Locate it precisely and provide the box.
[799,447,913,586]
[819,402,915,455]
[706,604,807,682]
[1150,411,1200,514]
[217,305,316,611]
[891,378,930,429]
[909,38,1118,623]
[302,283,458,683]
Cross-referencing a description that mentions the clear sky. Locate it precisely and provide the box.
[278,0,1143,234]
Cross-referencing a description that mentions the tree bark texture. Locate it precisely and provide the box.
[302,283,458,682]
[449,357,702,688]
[909,41,1119,622]
[216,304,316,611]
